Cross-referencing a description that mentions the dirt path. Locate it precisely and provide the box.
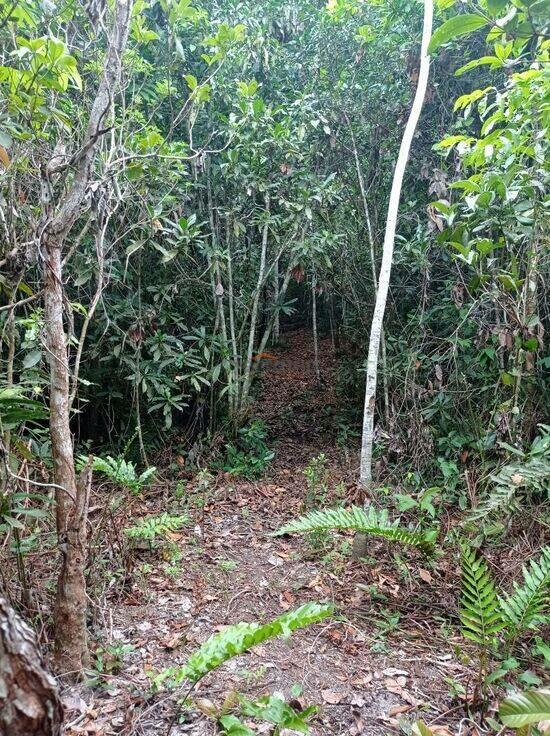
[67,330,461,736]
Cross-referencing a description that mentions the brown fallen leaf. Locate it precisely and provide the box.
[418,568,433,584]
[388,704,412,717]
[321,689,343,704]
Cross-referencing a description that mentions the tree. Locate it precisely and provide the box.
[39,0,134,674]
[359,0,433,486]
[355,0,433,553]
[0,595,63,736]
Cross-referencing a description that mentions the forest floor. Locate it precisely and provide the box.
[64,329,477,736]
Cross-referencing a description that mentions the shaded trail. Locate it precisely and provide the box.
[254,329,342,470]
[69,330,453,736]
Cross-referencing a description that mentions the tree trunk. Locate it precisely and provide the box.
[0,595,63,736]
[312,275,321,384]
[354,0,433,556]
[38,0,134,673]
[240,192,270,412]
[348,122,390,426]
[272,256,280,344]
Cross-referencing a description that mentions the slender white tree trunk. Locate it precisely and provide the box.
[348,123,390,425]
[359,0,433,486]
[226,218,240,420]
[240,193,270,412]
[272,256,280,344]
[312,274,320,384]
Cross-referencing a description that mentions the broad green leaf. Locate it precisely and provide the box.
[455,56,502,76]
[499,690,550,728]
[485,0,508,12]
[428,14,489,53]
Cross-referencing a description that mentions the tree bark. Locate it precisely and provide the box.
[39,0,134,674]
[0,595,63,736]
[355,0,433,556]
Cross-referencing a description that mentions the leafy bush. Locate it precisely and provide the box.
[275,505,437,555]
[414,689,550,735]
[221,420,274,479]
[303,453,329,509]
[221,693,317,735]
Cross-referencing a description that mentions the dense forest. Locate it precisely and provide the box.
[0,0,548,734]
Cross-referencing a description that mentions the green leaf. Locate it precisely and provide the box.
[428,14,489,53]
[413,722,435,736]
[485,0,508,13]
[0,129,13,147]
[455,56,502,76]
[499,690,550,728]
[219,715,255,736]
[184,73,198,90]
[499,547,549,636]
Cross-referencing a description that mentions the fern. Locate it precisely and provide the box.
[274,505,436,554]
[499,689,550,729]
[156,602,333,687]
[124,513,188,541]
[470,426,549,520]
[79,454,157,493]
[460,547,505,647]
[499,547,550,638]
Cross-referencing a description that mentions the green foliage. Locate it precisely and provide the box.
[428,14,488,54]
[499,689,550,729]
[459,546,549,658]
[156,602,333,686]
[275,505,436,555]
[499,547,550,638]
[124,513,188,541]
[221,420,274,479]
[83,455,157,494]
[459,546,505,648]
[470,428,550,521]
[0,386,47,429]
[93,643,134,675]
[238,693,316,734]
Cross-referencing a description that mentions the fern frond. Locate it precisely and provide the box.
[460,547,505,647]
[469,430,550,521]
[78,454,156,493]
[499,547,550,636]
[274,505,435,554]
[124,513,188,540]
[156,602,333,687]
